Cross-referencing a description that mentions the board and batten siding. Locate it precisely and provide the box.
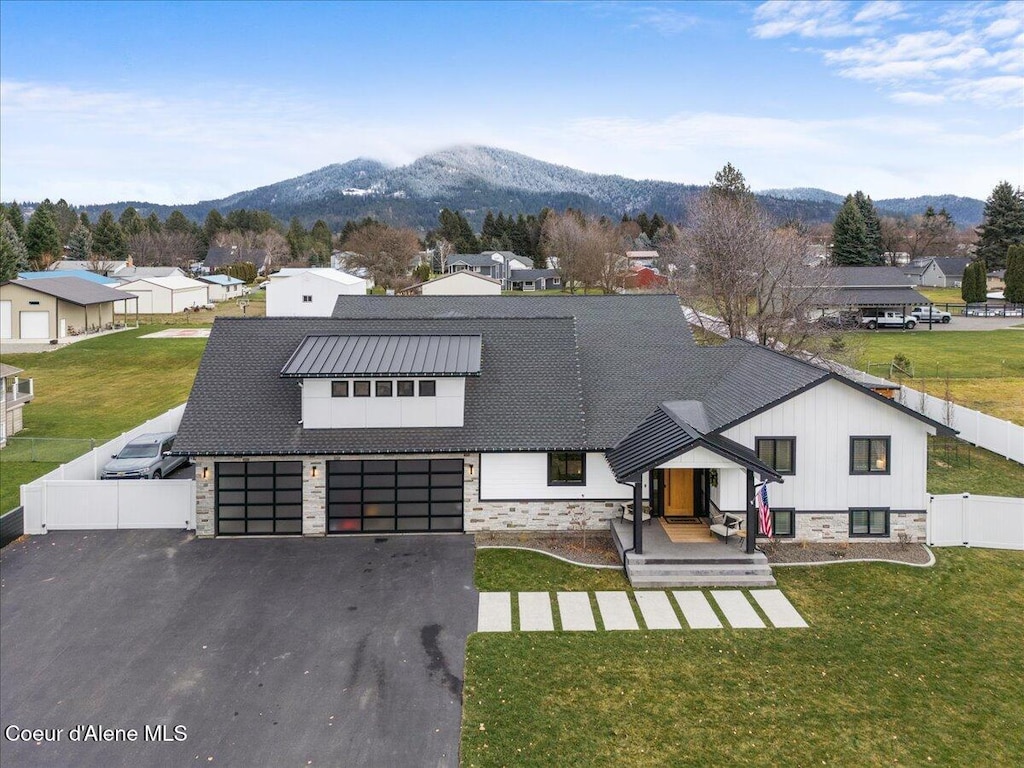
[717,378,931,512]
[301,377,465,428]
[479,452,639,500]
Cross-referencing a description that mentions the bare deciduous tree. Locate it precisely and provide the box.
[543,211,627,293]
[342,222,420,289]
[127,230,202,270]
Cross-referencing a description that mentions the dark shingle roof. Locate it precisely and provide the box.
[831,267,917,288]
[832,287,930,306]
[281,335,483,378]
[174,316,585,455]
[509,269,559,281]
[930,257,973,277]
[5,276,128,305]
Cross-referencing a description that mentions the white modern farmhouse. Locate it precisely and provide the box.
[174,295,950,582]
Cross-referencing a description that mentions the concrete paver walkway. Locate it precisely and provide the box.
[477,589,807,632]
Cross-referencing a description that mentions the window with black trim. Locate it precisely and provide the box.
[547,452,586,486]
[331,381,349,398]
[758,508,795,537]
[353,381,370,397]
[397,380,414,397]
[419,380,436,397]
[851,437,890,474]
[755,437,795,475]
[850,508,889,537]
[302,295,313,303]
[375,381,393,397]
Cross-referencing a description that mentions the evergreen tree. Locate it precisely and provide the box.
[436,208,479,253]
[24,205,62,262]
[310,219,333,266]
[66,221,94,261]
[852,191,882,260]
[286,217,308,260]
[0,219,29,281]
[831,194,880,265]
[481,211,498,247]
[203,209,226,243]
[79,211,91,229]
[145,212,162,233]
[165,210,194,234]
[1004,244,1024,304]
[92,210,128,260]
[710,162,751,197]
[119,206,145,237]
[976,181,1024,270]
[961,260,987,303]
[6,202,25,238]
[53,199,78,243]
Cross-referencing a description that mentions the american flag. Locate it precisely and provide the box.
[757,483,772,538]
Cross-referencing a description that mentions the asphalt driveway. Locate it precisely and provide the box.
[0,531,477,767]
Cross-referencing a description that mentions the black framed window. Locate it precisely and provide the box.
[758,508,795,537]
[419,380,436,397]
[850,508,889,537]
[547,452,586,486]
[851,437,890,474]
[755,437,795,475]
[375,381,393,397]
[331,381,349,398]
[397,380,415,397]
[353,381,370,397]
[302,295,313,303]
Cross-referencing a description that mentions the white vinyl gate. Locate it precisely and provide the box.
[927,494,1024,550]
[20,405,196,535]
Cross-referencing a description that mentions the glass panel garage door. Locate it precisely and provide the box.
[216,461,303,535]
[327,458,464,534]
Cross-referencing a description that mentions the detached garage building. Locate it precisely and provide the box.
[0,277,136,341]
[266,268,367,317]
[115,274,210,314]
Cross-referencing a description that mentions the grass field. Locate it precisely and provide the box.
[927,437,1024,496]
[461,548,1024,767]
[917,287,966,305]
[852,330,1024,423]
[0,326,207,512]
[128,289,266,326]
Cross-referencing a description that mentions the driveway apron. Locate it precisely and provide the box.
[0,531,477,768]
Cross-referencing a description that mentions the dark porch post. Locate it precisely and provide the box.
[632,474,644,555]
[703,469,712,517]
[745,470,757,554]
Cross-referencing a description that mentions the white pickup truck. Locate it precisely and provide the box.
[911,306,952,324]
[859,311,917,330]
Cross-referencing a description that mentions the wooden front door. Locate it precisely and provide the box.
[665,469,695,517]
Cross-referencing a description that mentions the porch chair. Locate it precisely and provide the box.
[708,508,743,541]
[619,501,651,523]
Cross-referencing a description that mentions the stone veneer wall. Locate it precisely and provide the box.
[793,511,927,543]
[195,452,628,537]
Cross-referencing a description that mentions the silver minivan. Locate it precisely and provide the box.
[100,432,188,480]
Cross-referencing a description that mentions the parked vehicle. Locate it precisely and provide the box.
[911,306,952,324]
[100,432,187,479]
[859,311,916,330]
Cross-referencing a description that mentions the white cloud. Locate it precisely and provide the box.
[752,0,881,39]
[890,91,947,106]
[853,1,908,24]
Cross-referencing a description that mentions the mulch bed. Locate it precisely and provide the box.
[474,530,621,566]
[765,541,932,565]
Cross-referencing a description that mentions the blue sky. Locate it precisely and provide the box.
[1,0,1021,205]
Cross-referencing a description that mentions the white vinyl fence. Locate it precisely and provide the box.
[21,405,195,535]
[899,385,1023,465]
[927,494,1024,550]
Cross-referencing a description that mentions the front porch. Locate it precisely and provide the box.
[610,517,776,588]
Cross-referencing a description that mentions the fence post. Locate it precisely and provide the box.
[926,495,933,545]
[962,493,970,546]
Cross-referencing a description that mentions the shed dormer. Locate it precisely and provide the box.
[281,334,482,429]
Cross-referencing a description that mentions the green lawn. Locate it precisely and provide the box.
[852,329,1024,423]
[476,549,627,592]
[462,548,1024,767]
[927,437,1024,497]
[0,326,207,512]
[917,287,966,305]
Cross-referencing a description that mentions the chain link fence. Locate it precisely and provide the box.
[1,437,97,464]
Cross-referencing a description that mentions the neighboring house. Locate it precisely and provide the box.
[507,269,560,292]
[903,257,972,288]
[988,269,1006,291]
[626,250,659,268]
[173,295,950,555]
[17,270,120,287]
[114,274,211,314]
[111,266,187,282]
[0,363,34,448]
[624,265,669,291]
[445,252,533,287]
[818,266,930,313]
[205,245,270,274]
[0,277,135,340]
[265,268,367,317]
[400,271,502,296]
[48,259,128,277]
[198,274,247,301]
[902,259,943,287]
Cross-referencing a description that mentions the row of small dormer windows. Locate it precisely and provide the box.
[331,380,436,398]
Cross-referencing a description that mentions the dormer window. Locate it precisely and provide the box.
[353,381,371,397]
[375,381,393,397]
[397,381,415,397]
[419,380,436,397]
[331,381,349,398]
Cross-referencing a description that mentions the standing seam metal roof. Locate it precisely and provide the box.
[280,335,483,377]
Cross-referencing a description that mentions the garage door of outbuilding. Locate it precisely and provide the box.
[327,458,464,533]
[20,310,50,339]
[215,460,303,535]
